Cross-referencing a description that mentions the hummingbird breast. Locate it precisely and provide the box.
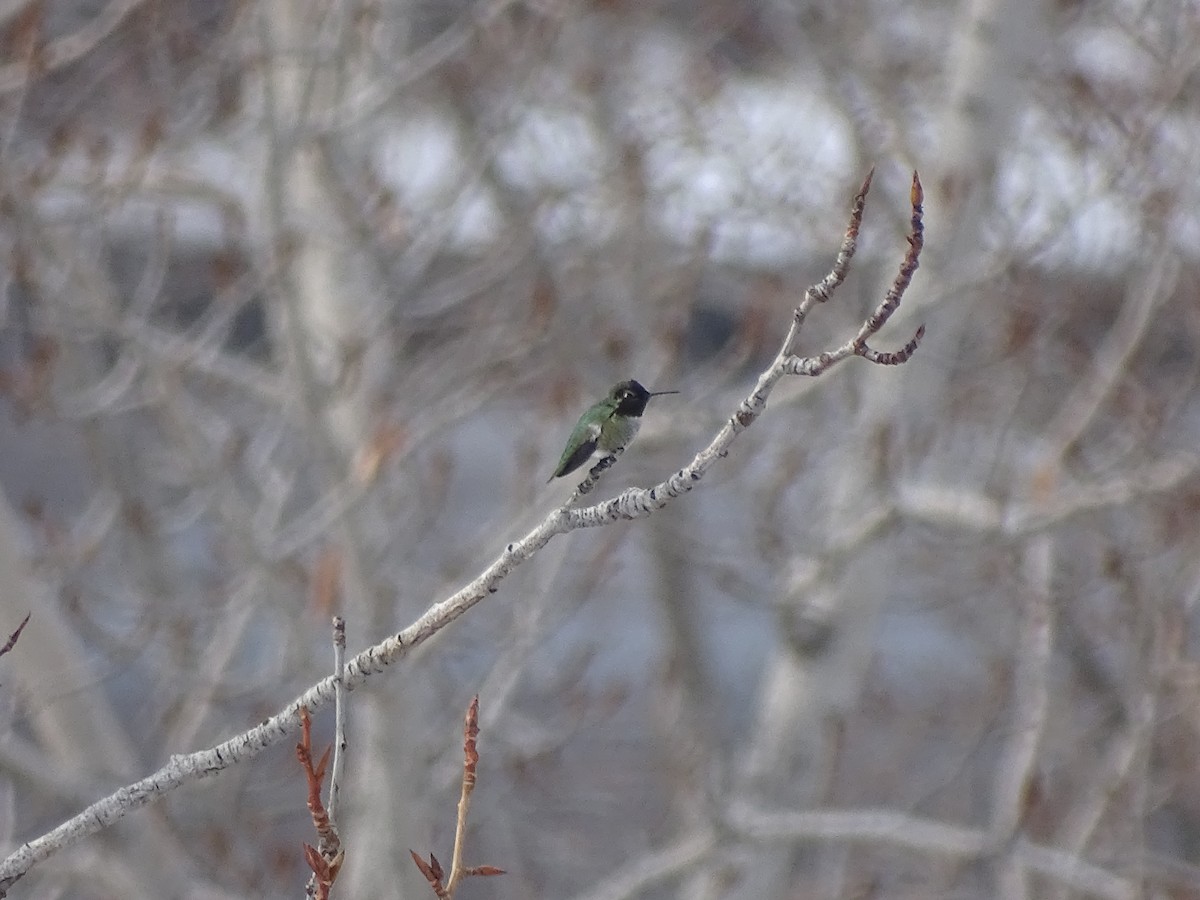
[598,414,640,452]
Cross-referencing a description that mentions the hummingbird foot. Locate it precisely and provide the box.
[567,449,623,499]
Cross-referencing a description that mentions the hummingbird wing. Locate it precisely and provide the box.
[549,419,602,480]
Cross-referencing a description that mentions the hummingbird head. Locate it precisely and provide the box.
[608,380,679,417]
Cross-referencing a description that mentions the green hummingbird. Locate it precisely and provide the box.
[548,380,679,481]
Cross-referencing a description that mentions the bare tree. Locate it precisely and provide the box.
[0,1,1197,899]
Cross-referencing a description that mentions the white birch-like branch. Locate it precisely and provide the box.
[327,616,347,827]
[0,170,925,895]
[727,805,1135,900]
[556,803,1139,900]
[989,534,1054,898]
[895,451,1199,536]
[565,831,718,900]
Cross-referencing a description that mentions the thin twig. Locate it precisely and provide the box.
[989,535,1054,898]
[411,696,505,899]
[296,709,343,900]
[1039,239,1176,466]
[328,616,347,827]
[447,696,480,895]
[0,613,30,660]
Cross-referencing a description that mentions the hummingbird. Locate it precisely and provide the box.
[548,380,679,481]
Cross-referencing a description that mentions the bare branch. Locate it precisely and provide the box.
[447,695,480,894]
[0,0,147,95]
[726,804,1135,900]
[327,616,347,826]
[853,172,926,363]
[988,536,1054,897]
[895,451,1200,536]
[0,613,29,660]
[565,831,718,900]
[411,696,504,899]
[296,708,343,900]
[0,173,923,894]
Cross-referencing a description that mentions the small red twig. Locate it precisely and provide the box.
[0,613,29,660]
[297,708,343,900]
[411,696,506,899]
[409,850,449,900]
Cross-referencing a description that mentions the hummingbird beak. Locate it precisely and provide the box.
[649,390,680,397]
